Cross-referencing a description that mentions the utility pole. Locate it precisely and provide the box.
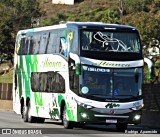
[119,0,124,17]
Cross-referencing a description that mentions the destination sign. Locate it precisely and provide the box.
[83,66,110,72]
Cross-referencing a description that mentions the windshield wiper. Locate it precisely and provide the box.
[114,95,137,98]
[90,94,116,98]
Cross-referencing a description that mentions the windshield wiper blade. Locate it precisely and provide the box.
[114,95,137,98]
[86,94,104,97]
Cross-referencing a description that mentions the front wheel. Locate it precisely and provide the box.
[62,106,73,129]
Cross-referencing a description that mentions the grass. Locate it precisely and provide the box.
[0,69,13,83]
[0,61,13,83]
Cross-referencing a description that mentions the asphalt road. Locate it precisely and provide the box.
[0,110,159,137]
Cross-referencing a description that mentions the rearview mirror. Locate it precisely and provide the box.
[76,63,81,75]
[144,57,154,79]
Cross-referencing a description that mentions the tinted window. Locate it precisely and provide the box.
[68,28,78,54]
[31,72,65,93]
[17,29,65,55]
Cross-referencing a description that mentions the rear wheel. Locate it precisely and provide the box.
[62,106,74,129]
[37,117,45,123]
[116,123,127,132]
[27,101,37,123]
[22,105,28,122]
[23,101,37,123]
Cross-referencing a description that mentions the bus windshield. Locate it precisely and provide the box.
[81,30,141,53]
[80,65,143,99]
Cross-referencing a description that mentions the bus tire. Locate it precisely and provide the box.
[22,105,28,122]
[27,101,37,123]
[62,106,73,129]
[21,98,24,118]
[116,123,127,132]
[37,117,45,123]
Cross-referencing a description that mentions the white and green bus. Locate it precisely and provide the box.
[13,22,153,131]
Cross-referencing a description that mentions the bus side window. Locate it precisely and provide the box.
[40,73,48,92]
[46,32,57,54]
[68,28,78,54]
[54,73,65,93]
[59,37,67,56]
[39,33,48,54]
[28,36,36,54]
[31,72,65,93]
[34,34,41,54]
[18,37,26,55]
[69,69,79,94]
[24,38,28,55]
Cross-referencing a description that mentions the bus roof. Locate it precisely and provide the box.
[17,22,136,35]
[66,22,136,30]
[17,23,67,35]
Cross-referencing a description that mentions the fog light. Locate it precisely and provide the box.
[134,115,141,120]
[80,112,88,119]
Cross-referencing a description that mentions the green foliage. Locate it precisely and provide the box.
[0,0,160,83]
[121,12,160,46]
[41,7,119,25]
[0,4,14,61]
[123,0,152,14]
[0,0,44,63]
[99,9,119,23]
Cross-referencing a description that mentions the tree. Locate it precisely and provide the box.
[9,0,45,31]
[0,4,14,64]
[0,0,45,64]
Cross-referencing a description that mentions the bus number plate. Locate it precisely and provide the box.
[106,119,117,123]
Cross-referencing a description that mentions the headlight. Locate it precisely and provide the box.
[134,114,141,121]
[131,104,144,110]
[80,112,89,119]
[74,99,94,109]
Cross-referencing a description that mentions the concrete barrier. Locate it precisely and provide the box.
[0,100,13,111]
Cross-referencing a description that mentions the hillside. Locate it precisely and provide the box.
[41,0,118,25]
[0,0,159,84]
[43,0,117,18]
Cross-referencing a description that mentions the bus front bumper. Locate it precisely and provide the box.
[77,106,142,125]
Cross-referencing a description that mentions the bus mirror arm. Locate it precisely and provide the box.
[69,53,81,75]
[144,57,154,79]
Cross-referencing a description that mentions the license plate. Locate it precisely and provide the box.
[106,119,117,123]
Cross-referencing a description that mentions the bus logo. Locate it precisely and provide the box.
[105,103,120,108]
